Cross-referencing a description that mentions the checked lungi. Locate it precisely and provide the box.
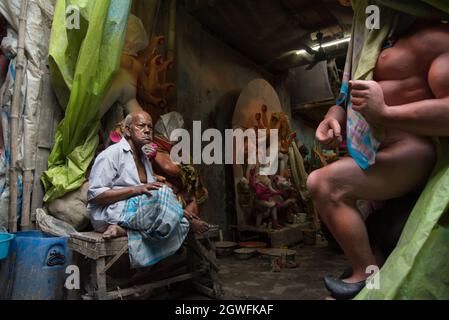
[119,185,190,268]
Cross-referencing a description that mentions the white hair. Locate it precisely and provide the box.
[124,114,133,128]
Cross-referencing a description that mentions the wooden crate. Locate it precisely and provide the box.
[68,229,222,300]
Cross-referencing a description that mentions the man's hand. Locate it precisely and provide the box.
[350,80,388,124]
[316,117,343,150]
[90,183,163,206]
[134,182,164,197]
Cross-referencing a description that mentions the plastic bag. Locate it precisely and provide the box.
[36,208,78,237]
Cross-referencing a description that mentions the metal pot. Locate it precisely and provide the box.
[215,241,237,257]
[234,248,257,260]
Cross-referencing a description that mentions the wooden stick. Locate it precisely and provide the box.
[192,281,216,299]
[188,236,219,271]
[107,273,195,300]
[99,243,128,275]
[9,0,29,232]
[20,170,33,230]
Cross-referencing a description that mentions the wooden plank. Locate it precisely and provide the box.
[69,237,130,259]
[188,236,219,271]
[70,232,127,244]
[68,240,99,260]
[98,241,130,256]
[211,269,223,299]
[30,58,63,218]
[99,244,129,275]
[192,281,216,299]
[106,273,196,300]
[95,257,107,300]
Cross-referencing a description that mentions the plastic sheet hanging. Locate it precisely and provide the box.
[41,0,132,202]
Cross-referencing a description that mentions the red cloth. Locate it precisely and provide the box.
[153,135,173,153]
[248,168,281,202]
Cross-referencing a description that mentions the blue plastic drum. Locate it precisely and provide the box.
[0,231,72,300]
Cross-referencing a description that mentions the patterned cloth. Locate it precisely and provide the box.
[119,185,189,268]
[337,0,396,169]
[179,164,208,205]
[153,112,209,205]
[153,134,209,206]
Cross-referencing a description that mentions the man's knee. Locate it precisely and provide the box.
[307,167,348,205]
[307,168,331,200]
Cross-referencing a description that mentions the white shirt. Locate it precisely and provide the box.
[87,138,156,231]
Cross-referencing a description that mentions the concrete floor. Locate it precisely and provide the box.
[115,236,348,300]
[215,238,348,300]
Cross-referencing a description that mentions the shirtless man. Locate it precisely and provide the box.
[307,21,449,299]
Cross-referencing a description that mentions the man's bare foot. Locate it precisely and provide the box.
[190,218,212,234]
[184,210,212,234]
[102,225,127,239]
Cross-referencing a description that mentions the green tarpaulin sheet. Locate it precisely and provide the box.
[349,0,449,299]
[41,0,131,202]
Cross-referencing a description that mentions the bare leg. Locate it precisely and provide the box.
[307,138,435,283]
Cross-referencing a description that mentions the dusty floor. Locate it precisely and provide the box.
[215,238,347,300]
[169,237,348,300]
[72,236,348,300]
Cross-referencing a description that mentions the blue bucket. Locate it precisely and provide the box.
[0,231,72,300]
[0,233,14,260]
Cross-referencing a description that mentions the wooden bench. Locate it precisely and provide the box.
[68,228,222,300]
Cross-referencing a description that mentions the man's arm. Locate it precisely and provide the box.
[382,53,449,136]
[326,105,347,126]
[154,152,181,177]
[87,152,164,206]
[315,105,346,149]
[90,183,163,206]
[351,53,449,136]
[90,187,139,206]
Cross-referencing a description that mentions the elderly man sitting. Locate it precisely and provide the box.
[87,111,203,268]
